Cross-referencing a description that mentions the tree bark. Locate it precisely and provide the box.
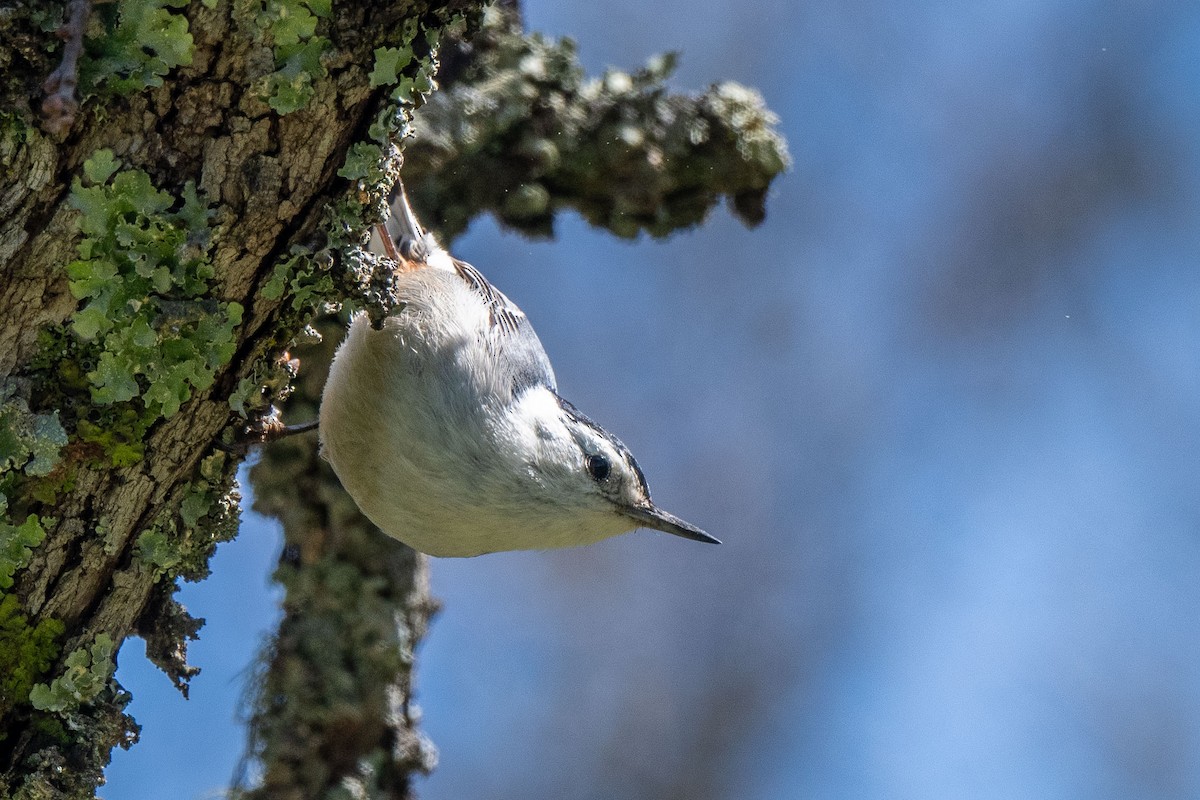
[0,1,476,794]
[0,0,787,796]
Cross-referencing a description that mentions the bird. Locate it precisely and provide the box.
[318,182,719,557]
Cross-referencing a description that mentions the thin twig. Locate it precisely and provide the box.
[41,0,93,137]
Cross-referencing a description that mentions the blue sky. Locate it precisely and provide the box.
[105,1,1200,798]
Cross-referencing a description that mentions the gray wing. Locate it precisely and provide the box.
[452,257,557,395]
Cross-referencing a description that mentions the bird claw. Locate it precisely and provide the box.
[216,408,318,455]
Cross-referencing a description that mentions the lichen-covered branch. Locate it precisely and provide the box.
[401,8,791,242]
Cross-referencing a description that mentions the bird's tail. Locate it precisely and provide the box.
[391,179,424,244]
[380,179,434,265]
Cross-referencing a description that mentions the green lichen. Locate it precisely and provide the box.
[402,9,791,240]
[233,7,452,351]
[135,528,182,578]
[369,44,414,88]
[235,15,449,435]
[66,149,244,432]
[0,396,68,478]
[0,502,48,591]
[365,24,440,142]
[228,327,314,418]
[80,0,194,95]
[136,451,240,581]
[256,0,331,113]
[290,19,444,323]
[26,467,76,506]
[76,418,146,467]
[0,593,65,734]
[337,143,388,184]
[383,23,438,109]
[28,633,116,713]
[0,394,64,590]
[261,250,335,310]
[228,378,261,418]
[97,515,121,556]
[0,111,30,169]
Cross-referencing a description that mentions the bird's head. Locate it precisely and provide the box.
[518,392,719,546]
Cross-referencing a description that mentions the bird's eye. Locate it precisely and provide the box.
[585,453,611,482]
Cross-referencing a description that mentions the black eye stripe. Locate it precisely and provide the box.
[555,392,650,498]
[586,454,611,482]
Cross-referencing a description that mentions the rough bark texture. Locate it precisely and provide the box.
[0,0,787,797]
[0,0,476,795]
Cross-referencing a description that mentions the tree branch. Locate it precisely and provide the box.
[40,0,92,138]
[402,8,791,242]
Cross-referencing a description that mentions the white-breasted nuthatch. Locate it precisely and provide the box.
[318,183,718,557]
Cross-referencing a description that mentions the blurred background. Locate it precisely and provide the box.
[104,0,1200,798]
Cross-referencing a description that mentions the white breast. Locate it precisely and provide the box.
[318,271,626,556]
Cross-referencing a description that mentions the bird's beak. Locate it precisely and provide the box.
[623,504,721,545]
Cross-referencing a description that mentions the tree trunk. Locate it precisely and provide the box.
[0,0,787,795]
[0,1,475,794]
